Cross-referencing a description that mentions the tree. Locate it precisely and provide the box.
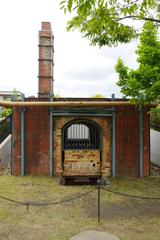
[60,0,160,47]
[115,21,160,104]
[91,93,105,98]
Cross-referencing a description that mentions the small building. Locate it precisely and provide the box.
[0,22,155,179]
[0,91,22,101]
[0,91,22,112]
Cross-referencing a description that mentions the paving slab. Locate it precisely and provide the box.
[69,230,119,240]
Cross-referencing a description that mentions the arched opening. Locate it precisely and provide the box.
[62,119,102,178]
[63,119,101,150]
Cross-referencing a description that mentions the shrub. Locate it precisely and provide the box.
[150,106,160,130]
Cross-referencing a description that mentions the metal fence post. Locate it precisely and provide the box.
[11,112,14,175]
[21,93,25,176]
[49,107,53,177]
[138,107,143,177]
[21,107,25,176]
[97,179,101,223]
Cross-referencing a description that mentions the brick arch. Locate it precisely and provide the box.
[53,116,111,176]
[62,118,102,151]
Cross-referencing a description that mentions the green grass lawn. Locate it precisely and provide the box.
[0,176,160,240]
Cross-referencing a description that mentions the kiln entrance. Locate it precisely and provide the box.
[62,119,102,177]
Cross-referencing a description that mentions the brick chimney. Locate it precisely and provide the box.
[38,22,54,98]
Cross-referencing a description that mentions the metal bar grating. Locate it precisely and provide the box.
[63,120,101,150]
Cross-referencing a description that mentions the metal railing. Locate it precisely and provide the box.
[0,179,160,222]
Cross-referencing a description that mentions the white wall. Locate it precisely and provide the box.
[151,129,160,166]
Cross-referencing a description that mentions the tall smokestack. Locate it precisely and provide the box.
[38,22,54,98]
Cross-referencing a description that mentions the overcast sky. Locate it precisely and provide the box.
[0,0,138,98]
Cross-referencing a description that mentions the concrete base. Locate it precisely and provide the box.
[151,129,160,166]
[69,230,119,240]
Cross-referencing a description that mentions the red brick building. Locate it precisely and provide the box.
[1,22,153,179]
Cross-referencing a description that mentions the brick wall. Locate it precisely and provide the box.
[143,108,150,176]
[13,107,21,175]
[13,106,50,175]
[115,106,139,176]
[115,106,150,177]
[63,150,101,176]
[25,107,50,175]
[13,105,150,177]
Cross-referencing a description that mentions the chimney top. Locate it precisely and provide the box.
[38,21,54,98]
[41,22,51,31]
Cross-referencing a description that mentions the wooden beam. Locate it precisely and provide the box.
[0,101,158,108]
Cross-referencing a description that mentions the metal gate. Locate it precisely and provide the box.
[62,119,102,176]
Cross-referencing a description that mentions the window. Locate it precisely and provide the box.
[63,120,101,150]
[67,124,89,139]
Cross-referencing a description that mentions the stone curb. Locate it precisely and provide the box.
[69,230,120,240]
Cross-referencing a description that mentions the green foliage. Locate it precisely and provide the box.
[115,21,160,104]
[91,93,105,98]
[0,108,12,118]
[0,120,10,142]
[54,92,61,98]
[150,106,160,128]
[60,0,160,46]
[0,109,11,142]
